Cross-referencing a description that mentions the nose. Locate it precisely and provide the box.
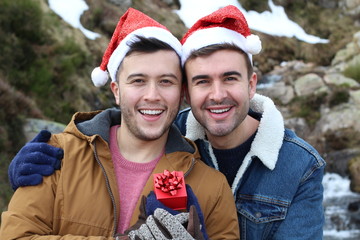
[209,81,227,103]
[143,82,161,102]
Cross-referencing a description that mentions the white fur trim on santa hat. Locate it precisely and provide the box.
[182,27,261,66]
[107,26,182,83]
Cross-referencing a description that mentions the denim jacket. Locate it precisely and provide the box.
[175,94,326,239]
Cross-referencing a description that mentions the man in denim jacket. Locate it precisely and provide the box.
[8,5,325,239]
[176,5,325,239]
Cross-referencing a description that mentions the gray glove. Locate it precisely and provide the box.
[128,208,195,240]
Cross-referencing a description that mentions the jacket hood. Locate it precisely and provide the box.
[64,108,195,155]
[184,93,285,172]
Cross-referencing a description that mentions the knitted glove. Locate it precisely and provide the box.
[119,185,206,240]
[145,184,208,239]
[127,208,194,239]
[8,130,63,190]
[116,196,191,240]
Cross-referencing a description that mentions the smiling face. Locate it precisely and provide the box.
[185,49,257,140]
[111,50,182,141]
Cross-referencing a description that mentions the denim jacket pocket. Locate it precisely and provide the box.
[237,194,290,223]
[236,195,291,239]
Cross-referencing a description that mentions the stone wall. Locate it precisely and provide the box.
[258,31,360,191]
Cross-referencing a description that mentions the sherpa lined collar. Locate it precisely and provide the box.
[184,93,284,171]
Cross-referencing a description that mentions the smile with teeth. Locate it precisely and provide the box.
[139,109,164,115]
[209,108,231,114]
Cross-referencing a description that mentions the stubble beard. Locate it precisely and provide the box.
[203,112,246,137]
[120,104,179,141]
[200,99,249,138]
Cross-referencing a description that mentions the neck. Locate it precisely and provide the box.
[116,126,168,163]
[206,115,259,149]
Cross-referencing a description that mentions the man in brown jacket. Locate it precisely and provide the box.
[0,8,239,240]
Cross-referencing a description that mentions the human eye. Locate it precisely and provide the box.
[130,78,145,85]
[191,74,210,86]
[223,72,242,82]
[160,76,181,87]
[160,79,173,85]
[194,79,209,86]
[225,76,238,81]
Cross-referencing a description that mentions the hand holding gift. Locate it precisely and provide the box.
[148,170,208,239]
[118,171,209,240]
[120,188,207,240]
[143,186,208,239]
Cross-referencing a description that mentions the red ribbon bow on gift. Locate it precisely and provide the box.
[154,170,183,196]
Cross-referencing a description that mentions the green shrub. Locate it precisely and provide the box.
[53,39,90,80]
[0,0,46,44]
[0,0,91,123]
[343,62,360,83]
[87,7,104,30]
[329,89,350,107]
[290,93,327,128]
[0,154,13,213]
[0,0,49,87]
[0,112,25,214]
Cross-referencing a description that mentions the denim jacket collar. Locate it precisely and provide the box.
[184,94,285,193]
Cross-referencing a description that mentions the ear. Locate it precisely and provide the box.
[249,72,257,99]
[110,81,120,105]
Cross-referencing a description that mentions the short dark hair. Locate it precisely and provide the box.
[116,35,183,81]
[126,35,177,56]
[184,43,253,81]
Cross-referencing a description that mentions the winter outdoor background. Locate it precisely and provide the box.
[48,0,360,238]
[2,0,360,239]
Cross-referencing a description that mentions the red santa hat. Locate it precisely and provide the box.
[181,5,261,66]
[91,8,182,87]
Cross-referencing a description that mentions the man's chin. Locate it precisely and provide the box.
[135,128,168,141]
[205,124,233,138]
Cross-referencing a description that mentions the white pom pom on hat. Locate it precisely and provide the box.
[91,67,109,87]
[245,34,262,55]
[181,5,262,66]
[91,8,182,87]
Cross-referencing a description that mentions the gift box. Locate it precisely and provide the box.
[153,170,187,210]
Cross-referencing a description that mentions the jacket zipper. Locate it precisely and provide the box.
[184,157,196,177]
[92,141,118,237]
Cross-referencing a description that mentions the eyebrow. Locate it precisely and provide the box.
[191,74,209,83]
[222,71,242,78]
[128,73,146,79]
[127,73,179,80]
[191,71,242,83]
[160,73,179,80]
